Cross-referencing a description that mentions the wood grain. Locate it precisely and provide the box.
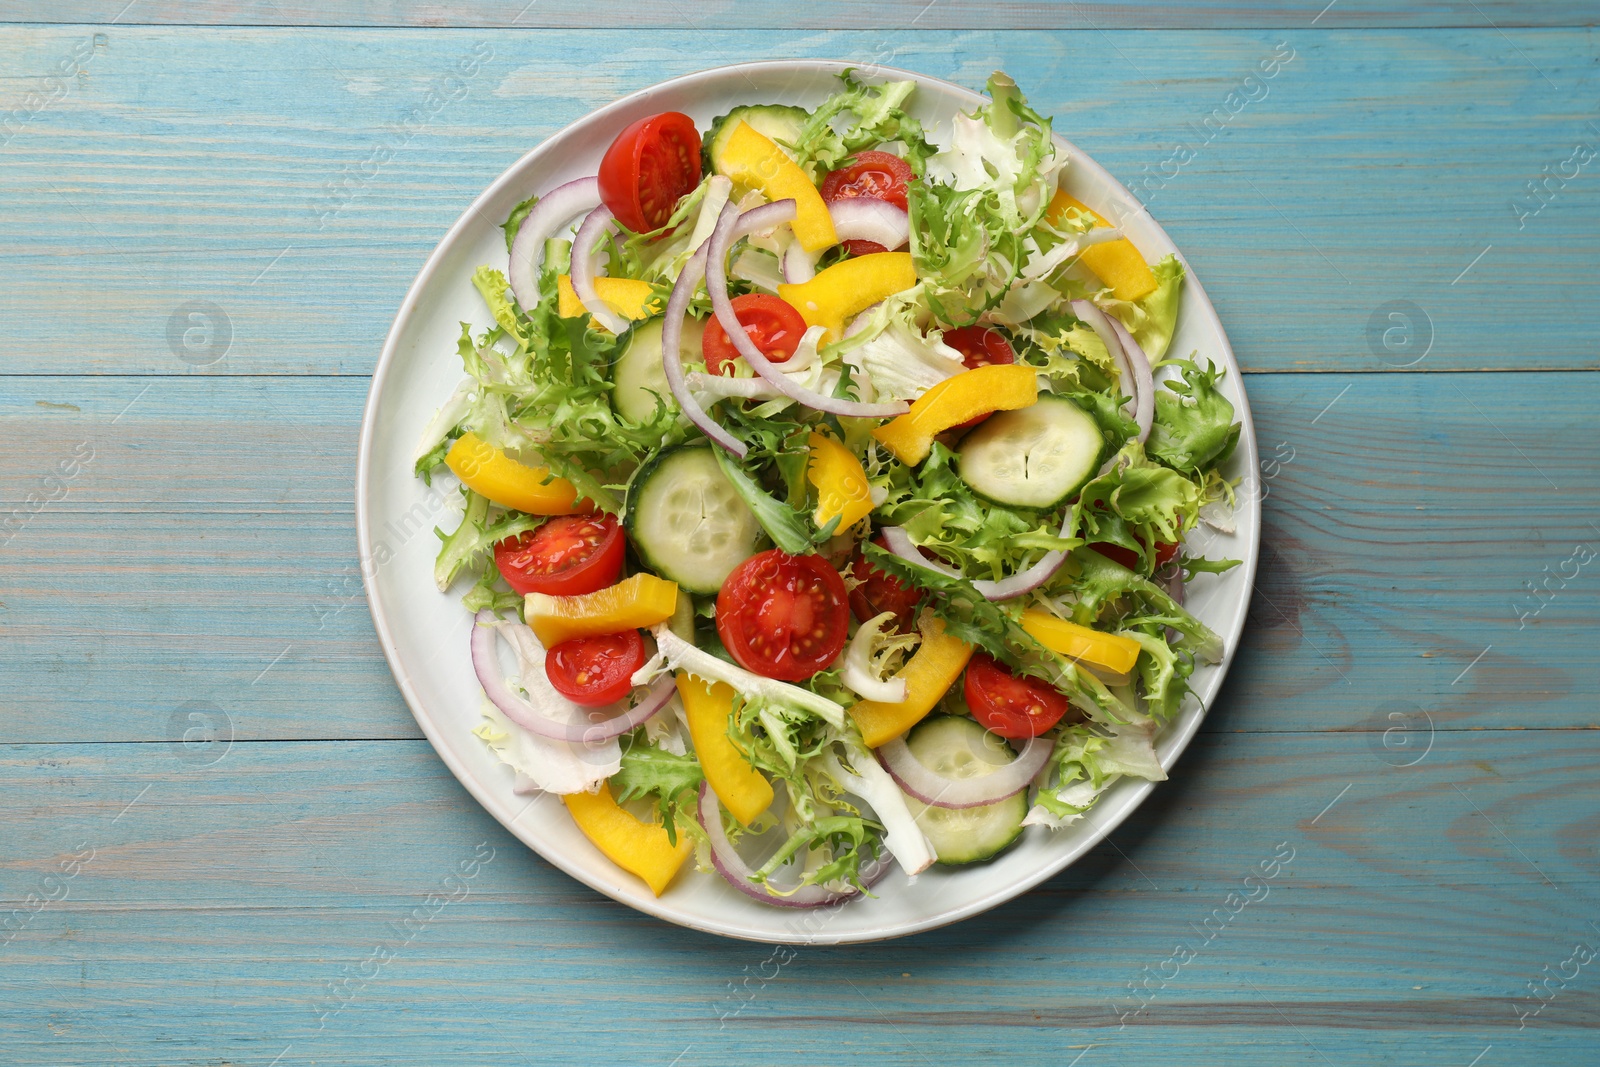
[6,0,1597,29]
[1,27,1597,374]
[1,732,1595,1064]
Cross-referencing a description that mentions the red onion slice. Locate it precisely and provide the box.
[877,733,1054,809]
[661,246,748,457]
[571,205,631,335]
[1104,314,1156,444]
[1069,298,1145,439]
[507,176,601,311]
[471,611,672,744]
[696,783,889,908]
[880,524,1070,602]
[706,201,909,419]
[971,551,1068,601]
[781,239,816,284]
[829,197,910,250]
[783,198,910,283]
[879,526,960,578]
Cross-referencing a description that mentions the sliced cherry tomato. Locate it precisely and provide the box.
[1090,538,1179,572]
[944,326,1016,370]
[702,293,809,376]
[847,534,923,631]
[819,150,915,256]
[494,514,625,597]
[597,111,703,234]
[717,549,850,681]
[963,653,1072,740]
[545,628,648,707]
[942,326,1017,431]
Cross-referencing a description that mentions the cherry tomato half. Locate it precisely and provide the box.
[702,294,810,376]
[820,150,915,256]
[597,111,703,234]
[1089,539,1179,572]
[964,653,1073,740]
[494,514,625,597]
[545,628,648,707]
[847,534,923,632]
[717,549,850,682]
[942,325,1017,431]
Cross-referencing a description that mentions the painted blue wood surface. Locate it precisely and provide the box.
[1,7,1598,1067]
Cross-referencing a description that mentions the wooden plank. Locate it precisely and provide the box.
[1,27,1597,374]
[5,0,1596,29]
[1,731,1595,1063]
[0,371,1595,742]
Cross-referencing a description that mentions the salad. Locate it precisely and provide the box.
[415,71,1242,908]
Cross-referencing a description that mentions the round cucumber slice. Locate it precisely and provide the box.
[903,715,1029,866]
[624,446,760,596]
[612,315,704,425]
[705,104,810,176]
[956,393,1103,509]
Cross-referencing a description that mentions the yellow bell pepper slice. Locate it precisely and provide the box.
[445,432,585,515]
[777,252,916,342]
[555,275,659,326]
[719,121,837,252]
[850,615,976,748]
[677,674,774,827]
[806,432,874,533]
[872,364,1039,466]
[1046,190,1158,303]
[563,783,693,897]
[1020,609,1142,675]
[525,572,679,648]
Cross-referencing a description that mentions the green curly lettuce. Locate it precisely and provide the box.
[790,72,932,173]
[611,732,706,845]
[1146,358,1241,475]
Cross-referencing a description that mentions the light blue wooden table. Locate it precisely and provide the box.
[3,2,1597,1063]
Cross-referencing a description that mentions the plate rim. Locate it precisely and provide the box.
[356,57,1260,945]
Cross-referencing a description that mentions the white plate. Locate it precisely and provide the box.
[357,60,1259,944]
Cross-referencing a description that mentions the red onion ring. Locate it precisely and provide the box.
[471,611,672,744]
[877,733,1053,809]
[1069,298,1149,442]
[659,245,749,456]
[782,198,910,283]
[879,525,1069,602]
[571,205,631,335]
[1104,314,1155,444]
[507,176,601,311]
[696,783,890,908]
[706,201,909,419]
[879,526,959,579]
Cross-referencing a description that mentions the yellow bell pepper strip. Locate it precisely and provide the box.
[850,615,976,748]
[676,674,774,826]
[562,783,693,897]
[718,121,837,252]
[1020,609,1142,675]
[445,433,585,515]
[555,275,659,325]
[806,432,874,533]
[777,252,916,342]
[525,572,679,648]
[1045,190,1158,302]
[871,363,1039,466]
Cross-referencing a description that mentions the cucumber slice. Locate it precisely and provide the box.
[625,446,761,595]
[902,715,1028,866]
[956,393,1103,509]
[705,104,810,176]
[612,316,704,424]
